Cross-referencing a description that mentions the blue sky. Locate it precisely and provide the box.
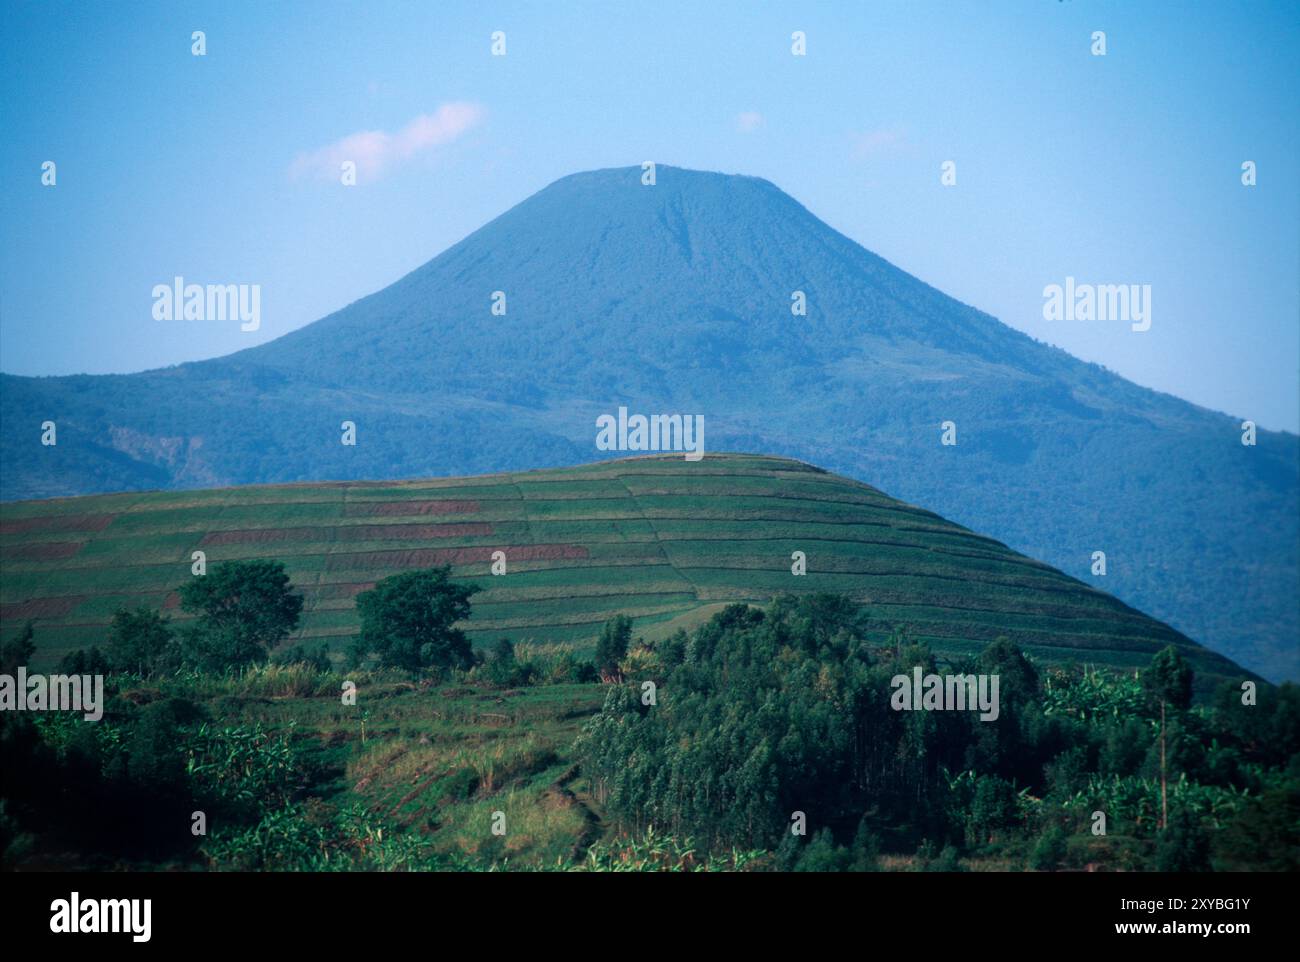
[3,0,1297,430]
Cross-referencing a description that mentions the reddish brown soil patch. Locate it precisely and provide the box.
[326,544,588,571]
[7,541,85,561]
[200,528,318,546]
[0,514,116,535]
[346,500,480,517]
[163,592,182,610]
[338,523,492,541]
[0,596,85,619]
[311,582,376,600]
[200,521,491,546]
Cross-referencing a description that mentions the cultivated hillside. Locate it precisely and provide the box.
[0,454,1250,689]
[2,166,1295,679]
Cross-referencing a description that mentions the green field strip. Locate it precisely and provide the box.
[512,479,642,500]
[462,599,697,631]
[638,516,981,548]
[340,482,527,501]
[857,613,1176,653]
[617,473,895,506]
[0,491,150,521]
[443,563,687,590]
[642,535,1062,579]
[655,553,1090,601]
[503,518,659,542]
[470,591,699,621]
[103,499,348,531]
[853,602,1180,643]
[470,578,697,604]
[467,606,693,650]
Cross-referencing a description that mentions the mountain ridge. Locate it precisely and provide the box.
[0,452,1255,693]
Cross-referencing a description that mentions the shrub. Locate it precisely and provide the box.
[1029,824,1068,871]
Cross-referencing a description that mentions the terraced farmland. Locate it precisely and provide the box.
[0,454,1248,685]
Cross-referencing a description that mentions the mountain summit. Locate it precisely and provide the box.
[3,165,1296,679]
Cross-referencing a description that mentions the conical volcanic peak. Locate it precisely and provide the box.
[1,167,1295,681]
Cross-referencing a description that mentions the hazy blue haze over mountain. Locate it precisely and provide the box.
[3,166,1296,680]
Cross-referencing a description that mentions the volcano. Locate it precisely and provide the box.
[2,165,1296,679]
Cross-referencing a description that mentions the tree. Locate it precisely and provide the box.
[966,774,1019,846]
[594,615,632,682]
[0,622,36,673]
[354,566,478,671]
[579,595,917,852]
[1143,645,1193,829]
[58,647,112,675]
[106,606,173,675]
[849,820,881,872]
[177,560,303,670]
[965,637,1042,782]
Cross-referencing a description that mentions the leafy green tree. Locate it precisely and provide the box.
[655,629,688,670]
[178,560,303,669]
[106,605,173,675]
[1145,646,1193,711]
[966,774,1019,846]
[354,566,477,670]
[125,699,195,794]
[964,637,1043,782]
[1144,645,1193,829]
[849,820,881,872]
[0,622,36,673]
[57,647,112,675]
[774,828,803,871]
[594,614,632,682]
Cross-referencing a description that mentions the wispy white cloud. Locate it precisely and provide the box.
[851,127,905,159]
[735,111,765,133]
[291,102,485,183]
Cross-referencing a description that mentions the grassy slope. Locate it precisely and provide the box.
[0,453,1248,686]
